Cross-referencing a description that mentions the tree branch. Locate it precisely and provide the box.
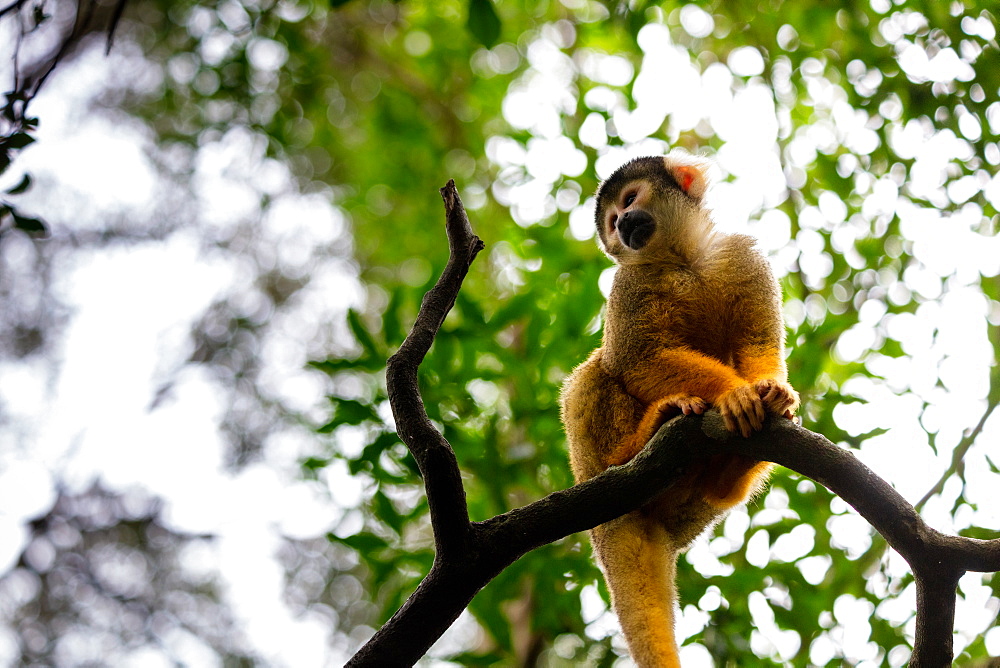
[348,182,1000,667]
[384,180,483,558]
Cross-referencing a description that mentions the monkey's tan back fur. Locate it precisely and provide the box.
[560,155,798,667]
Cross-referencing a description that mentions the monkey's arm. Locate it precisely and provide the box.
[726,241,800,420]
[620,347,776,438]
[735,344,798,420]
[730,288,799,417]
[729,272,789,385]
[619,346,746,405]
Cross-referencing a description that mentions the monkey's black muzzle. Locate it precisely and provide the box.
[617,209,655,250]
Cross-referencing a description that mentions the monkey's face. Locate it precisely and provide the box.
[594,156,709,263]
[597,176,659,253]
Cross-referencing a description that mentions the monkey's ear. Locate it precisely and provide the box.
[663,156,710,202]
[671,163,708,201]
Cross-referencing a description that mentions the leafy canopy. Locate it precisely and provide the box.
[120,0,1000,664]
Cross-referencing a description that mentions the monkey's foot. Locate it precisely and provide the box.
[656,393,707,417]
[754,378,800,419]
[716,384,766,438]
[605,394,709,467]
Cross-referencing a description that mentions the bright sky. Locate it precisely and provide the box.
[0,43,354,667]
[1,8,998,668]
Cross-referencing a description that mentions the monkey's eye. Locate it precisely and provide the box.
[624,192,637,207]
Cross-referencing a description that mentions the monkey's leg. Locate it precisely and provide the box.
[605,394,705,467]
[592,514,683,668]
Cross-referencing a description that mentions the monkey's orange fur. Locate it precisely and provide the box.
[560,155,798,667]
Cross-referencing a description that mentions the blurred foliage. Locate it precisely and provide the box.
[1,78,45,238]
[293,0,998,664]
[0,484,362,666]
[3,0,1000,665]
[2,485,251,665]
[241,0,997,664]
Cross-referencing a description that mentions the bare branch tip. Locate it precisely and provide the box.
[439,179,457,204]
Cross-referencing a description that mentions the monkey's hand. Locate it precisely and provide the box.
[755,378,799,419]
[716,384,766,438]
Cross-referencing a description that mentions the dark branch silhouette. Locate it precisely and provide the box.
[2,0,128,238]
[347,182,1000,668]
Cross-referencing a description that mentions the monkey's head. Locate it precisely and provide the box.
[594,155,712,264]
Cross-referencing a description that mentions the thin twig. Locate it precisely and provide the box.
[104,0,128,55]
[915,398,999,512]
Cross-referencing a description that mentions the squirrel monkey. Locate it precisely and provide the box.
[560,155,798,667]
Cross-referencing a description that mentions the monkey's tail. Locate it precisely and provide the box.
[592,515,683,668]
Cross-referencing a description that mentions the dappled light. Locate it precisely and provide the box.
[1,0,999,665]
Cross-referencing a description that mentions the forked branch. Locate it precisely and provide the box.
[347,182,1000,668]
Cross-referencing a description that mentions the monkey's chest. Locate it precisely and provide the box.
[657,290,748,363]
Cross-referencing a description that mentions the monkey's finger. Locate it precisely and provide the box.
[656,405,679,420]
[737,412,753,438]
[683,397,707,415]
[741,394,765,432]
[721,410,738,435]
[756,379,777,398]
[778,396,797,413]
[767,388,787,406]
[757,384,777,402]
[724,401,755,437]
[760,384,799,417]
[760,384,790,409]
[733,407,760,436]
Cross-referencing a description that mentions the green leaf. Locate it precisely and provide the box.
[317,398,378,432]
[347,308,382,359]
[350,432,410,478]
[372,490,403,533]
[309,356,383,374]
[852,426,889,441]
[12,213,46,236]
[3,133,35,150]
[300,456,330,472]
[960,526,1000,540]
[467,0,501,48]
[6,174,30,195]
[333,531,388,553]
